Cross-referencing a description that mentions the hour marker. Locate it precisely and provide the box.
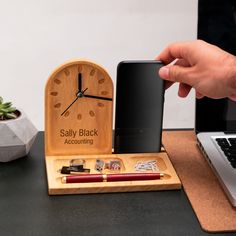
[54,103,61,108]
[101,91,108,95]
[54,78,61,84]
[90,69,95,76]
[64,69,70,76]
[78,65,83,72]
[98,78,105,84]
[97,102,104,107]
[64,111,70,117]
[77,114,82,120]
[89,111,95,117]
[50,92,58,96]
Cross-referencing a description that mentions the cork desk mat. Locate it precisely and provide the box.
[162,131,236,233]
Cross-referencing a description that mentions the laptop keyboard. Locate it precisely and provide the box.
[215,138,236,168]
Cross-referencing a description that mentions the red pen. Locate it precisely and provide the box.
[61,173,164,183]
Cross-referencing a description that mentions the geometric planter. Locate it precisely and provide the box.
[0,110,38,162]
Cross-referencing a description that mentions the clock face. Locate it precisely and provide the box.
[45,60,113,155]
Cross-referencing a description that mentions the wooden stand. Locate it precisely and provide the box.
[45,59,181,195]
[45,151,181,195]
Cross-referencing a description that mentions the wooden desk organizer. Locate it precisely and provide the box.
[45,59,181,195]
[45,150,181,195]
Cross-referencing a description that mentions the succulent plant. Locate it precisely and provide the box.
[0,96,17,120]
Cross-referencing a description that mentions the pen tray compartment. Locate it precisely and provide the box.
[45,151,181,195]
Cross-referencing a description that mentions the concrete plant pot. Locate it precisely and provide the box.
[0,110,38,162]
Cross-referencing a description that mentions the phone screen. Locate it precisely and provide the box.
[114,60,164,153]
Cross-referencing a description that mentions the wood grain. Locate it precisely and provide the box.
[45,152,181,195]
[45,59,113,155]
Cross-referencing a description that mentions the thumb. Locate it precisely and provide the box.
[159,65,191,85]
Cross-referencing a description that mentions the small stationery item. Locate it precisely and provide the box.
[95,159,122,172]
[95,159,105,172]
[60,166,90,174]
[70,159,85,167]
[134,160,159,172]
[61,172,164,183]
[105,160,121,171]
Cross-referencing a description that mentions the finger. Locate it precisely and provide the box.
[155,41,191,64]
[175,58,190,67]
[159,65,193,86]
[178,83,192,97]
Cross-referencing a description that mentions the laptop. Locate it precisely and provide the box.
[196,97,236,207]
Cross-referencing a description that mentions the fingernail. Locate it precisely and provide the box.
[159,67,169,79]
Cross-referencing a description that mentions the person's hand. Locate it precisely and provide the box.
[156,40,236,100]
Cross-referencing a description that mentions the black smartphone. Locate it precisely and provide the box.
[114,60,164,153]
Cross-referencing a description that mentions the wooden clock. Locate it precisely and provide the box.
[45,60,113,155]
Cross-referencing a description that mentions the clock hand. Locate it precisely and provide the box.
[83,94,112,101]
[61,97,79,116]
[82,88,88,94]
[61,88,89,116]
[78,73,82,92]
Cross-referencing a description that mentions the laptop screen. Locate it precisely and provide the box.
[196,0,236,133]
[195,98,236,133]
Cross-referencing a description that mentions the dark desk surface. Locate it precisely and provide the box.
[0,132,234,236]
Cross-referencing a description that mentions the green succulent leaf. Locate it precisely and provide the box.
[7,107,16,112]
[0,97,17,120]
[1,108,10,113]
[3,102,12,108]
[6,113,17,119]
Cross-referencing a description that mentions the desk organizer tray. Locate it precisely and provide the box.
[45,151,181,195]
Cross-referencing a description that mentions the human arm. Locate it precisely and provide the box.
[156,40,236,100]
